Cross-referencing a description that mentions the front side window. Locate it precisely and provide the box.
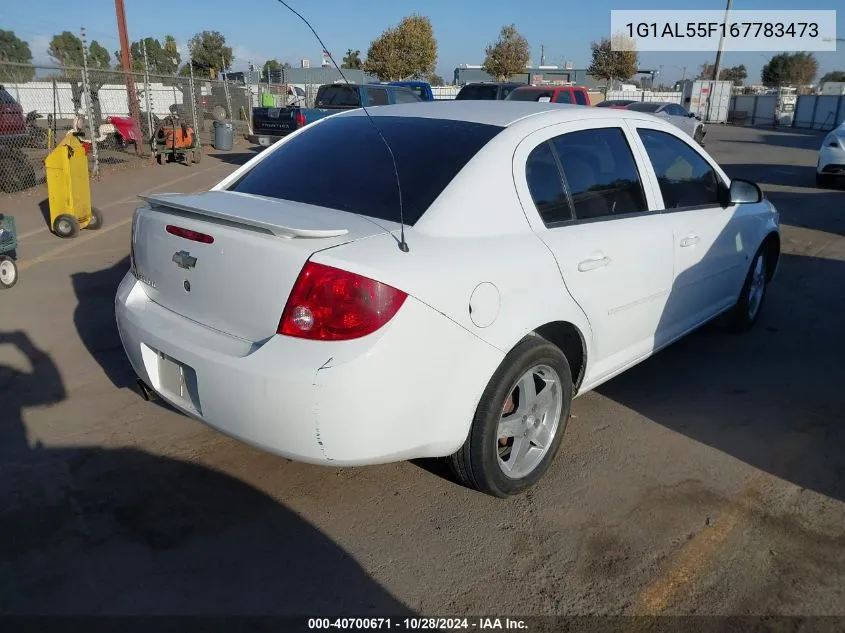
[637,128,722,209]
[551,128,648,220]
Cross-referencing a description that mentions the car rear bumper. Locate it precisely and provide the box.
[818,145,845,173]
[115,272,503,466]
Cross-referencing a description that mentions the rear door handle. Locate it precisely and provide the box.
[680,235,700,247]
[577,255,611,272]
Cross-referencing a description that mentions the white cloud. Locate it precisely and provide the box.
[230,44,269,71]
[29,34,53,66]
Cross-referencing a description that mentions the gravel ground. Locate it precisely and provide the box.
[0,125,843,622]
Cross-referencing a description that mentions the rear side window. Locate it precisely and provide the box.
[551,128,647,220]
[573,90,587,105]
[456,84,498,100]
[499,86,518,99]
[316,85,360,107]
[525,142,572,225]
[393,89,422,104]
[367,87,389,106]
[230,115,503,226]
[0,88,16,104]
[508,89,553,102]
[555,91,572,104]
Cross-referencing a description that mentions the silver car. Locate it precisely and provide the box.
[625,101,706,145]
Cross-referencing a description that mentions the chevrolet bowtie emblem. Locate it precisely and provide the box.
[172,250,197,269]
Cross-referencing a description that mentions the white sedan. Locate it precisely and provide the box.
[817,121,845,188]
[624,101,706,145]
[115,101,780,498]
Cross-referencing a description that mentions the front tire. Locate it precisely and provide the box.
[447,336,573,498]
[0,257,18,289]
[727,246,768,333]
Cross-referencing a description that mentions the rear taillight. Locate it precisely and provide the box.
[295,111,306,128]
[278,262,407,341]
[166,224,214,244]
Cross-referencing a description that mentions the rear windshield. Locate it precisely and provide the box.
[315,85,360,107]
[230,115,503,225]
[508,89,554,102]
[626,102,662,112]
[456,84,499,100]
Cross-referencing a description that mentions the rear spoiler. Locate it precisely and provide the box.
[139,191,350,239]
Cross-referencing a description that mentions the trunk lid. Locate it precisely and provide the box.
[132,190,388,342]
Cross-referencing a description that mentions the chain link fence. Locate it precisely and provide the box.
[0,59,256,199]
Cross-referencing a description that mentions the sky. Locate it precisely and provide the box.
[2,0,842,84]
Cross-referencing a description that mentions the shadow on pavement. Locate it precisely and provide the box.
[37,199,50,230]
[71,256,135,391]
[0,329,413,616]
[207,147,263,167]
[729,130,827,151]
[599,250,845,505]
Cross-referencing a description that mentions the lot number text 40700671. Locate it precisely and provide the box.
[307,618,528,630]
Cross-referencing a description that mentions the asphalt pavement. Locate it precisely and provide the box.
[0,125,843,620]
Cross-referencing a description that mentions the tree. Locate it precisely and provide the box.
[482,25,530,82]
[48,31,84,68]
[262,59,282,82]
[820,71,845,84]
[363,15,437,81]
[0,29,35,81]
[698,62,747,85]
[587,35,638,85]
[341,49,362,69]
[762,52,818,87]
[427,72,445,86]
[188,30,233,78]
[87,40,110,70]
[117,37,181,74]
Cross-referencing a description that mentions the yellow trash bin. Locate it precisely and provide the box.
[44,133,103,238]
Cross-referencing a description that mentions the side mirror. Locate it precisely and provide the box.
[728,178,762,205]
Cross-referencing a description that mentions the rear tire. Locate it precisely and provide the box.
[53,214,80,239]
[0,257,17,289]
[86,207,104,230]
[447,336,573,498]
[726,246,768,333]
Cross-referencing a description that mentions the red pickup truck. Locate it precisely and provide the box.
[505,85,592,106]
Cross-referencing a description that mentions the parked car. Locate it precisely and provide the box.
[816,121,845,188]
[506,85,591,106]
[0,85,26,143]
[455,82,524,101]
[249,82,422,147]
[595,99,637,109]
[384,81,435,102]
[117,101,780,498]
[624,101,706,145]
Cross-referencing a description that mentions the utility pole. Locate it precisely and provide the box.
[115,0,141,153]
[540,44,545,66]
[712,0,733,81]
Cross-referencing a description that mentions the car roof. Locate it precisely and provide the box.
[339,100,651,127]
[512,85,573,91]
